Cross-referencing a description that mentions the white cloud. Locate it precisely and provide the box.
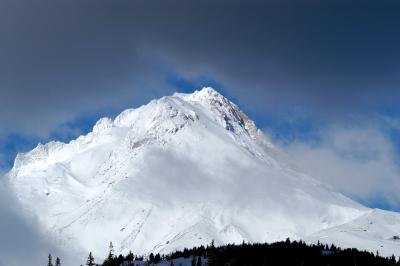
[279,124,400,209]
[0,179,71,266]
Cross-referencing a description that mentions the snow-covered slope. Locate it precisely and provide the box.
[5,88,400,260]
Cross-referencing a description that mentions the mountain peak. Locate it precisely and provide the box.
[177,87,226,103]
[194,86,222,98]
[8,87,399,260]
[7,87,399,261]
[93,117,113,133]
[10,87,272,174]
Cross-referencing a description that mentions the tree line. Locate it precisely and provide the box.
[48,238,400,266]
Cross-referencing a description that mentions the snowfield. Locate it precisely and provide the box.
[5,87,400,261]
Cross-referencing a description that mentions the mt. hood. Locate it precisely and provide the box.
[6,88,400,259]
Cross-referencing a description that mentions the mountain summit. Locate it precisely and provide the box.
[6,88,400,259]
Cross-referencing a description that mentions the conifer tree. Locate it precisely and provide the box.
[108,241,115,260]
[390,255,397,264]
[47,254,53,266]
[207,240,218,266]
[196,256,202,266]
[125,250,134,261]
[86,252,94,266]
[103,241,116,266]
[55,257,61,266]
[154,253,161,263]
[149,253,154,263]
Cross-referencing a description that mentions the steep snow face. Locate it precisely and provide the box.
[5,88,400,260]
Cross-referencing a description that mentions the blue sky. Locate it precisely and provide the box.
[1,0,400,211]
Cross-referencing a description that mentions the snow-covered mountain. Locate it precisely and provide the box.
[5,87,400,260]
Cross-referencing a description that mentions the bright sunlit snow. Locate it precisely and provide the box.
[5,88,400,262]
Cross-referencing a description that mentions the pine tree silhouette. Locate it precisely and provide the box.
[125,250,134,261]
[86,252,94,266]
[207,240,218,266]
[108,241,115,260]
[55,257,61,266]
[102,241,118,266]
[47,254,53,266]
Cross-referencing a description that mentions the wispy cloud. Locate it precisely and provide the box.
[277,123,400,210]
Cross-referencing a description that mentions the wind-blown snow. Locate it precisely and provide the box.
[5,87,400,261]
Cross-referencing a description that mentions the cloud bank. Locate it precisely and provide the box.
[0,179,71,266]
[1,0,400,138]
[281,124,400,210]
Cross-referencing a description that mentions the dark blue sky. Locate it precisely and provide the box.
[1,0,400,210]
